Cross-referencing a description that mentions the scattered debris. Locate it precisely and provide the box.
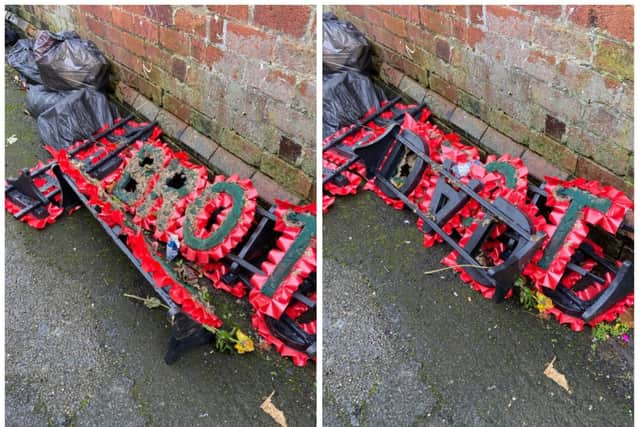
[6,134,18,145]
[261,391,287,427]
[123,293,169,310]
[619,308,633,328]
[544,356,570,392]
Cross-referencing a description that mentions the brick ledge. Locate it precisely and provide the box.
[115,81,302,205]
[378,64,634,236]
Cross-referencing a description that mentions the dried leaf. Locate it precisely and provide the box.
[176,263,200,285]
[143,297,163,309]
[261,391,287,427]
[256,338,272,352]
[544,356,570,392]
[123,293,169,310]
[619,308,634,328]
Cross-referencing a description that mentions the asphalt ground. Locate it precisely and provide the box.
[5,67,315,426]
[323,190,633,426]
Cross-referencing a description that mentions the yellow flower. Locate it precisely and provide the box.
[535,293,554,313]
[234,329,255,354]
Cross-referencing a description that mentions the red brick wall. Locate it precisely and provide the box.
[16,5,316,200]
[333,5,633,196]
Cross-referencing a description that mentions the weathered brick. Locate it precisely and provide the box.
[379,63,404,87]
[299,147,316,178]
[581,106,619,138]
[251,171,301,205]
[575,157,633,198]
[174,8,207,38]
[219,129,262,167]
[456,90,486,119]
[429,73,457,103]
[115,81,140,106]
[206,5,249,22]
[518,5,562,19]
[80,5,111,22]
[264,69,297,103]
[121,31,145,57]
[130,16,159,43]
[528,133,577,173]
[208,147,256,180]
[571,117,630,175]
[486,5,533,41]
[225,22,274,62]
[273,38,315,74]
[134,78,162,106]
[144,5,172,26]
[85,16,108,38]
[179,126,218,161]
[398,76,427,103]
[189,108,216,138]
[132,94,160,121]
[122,5,145,16]
[208,14,224,44]
[423,88,457,120]
[144,43,172,72]
[190,38,224,68]
[392,5,420,24]
[466,25,486,48]
[449,108,488,140]
[568,5,633,43]
[104,25,124,47]
[363,7,385,27]
[567,126,602,158]
[555,61,619,109]
[469,5,484,25]
[265,100,315,146]
[532,20,592,61]
[609,117,633,151]
[344,5,366,20]
[162,92,190,123]
[521,149,569,181]
[279,136,302,164]
[368,24,404,53]
[112,45,141,72]
[144,65,178,96]
[435,38,450,63]
[260,152,312,197]
[383,12,406,37]
[111,7,133,30]
[156,110,188,141]
[294,79,315,115]
[529,82,583,124]
[544,115,566,141]
[171,57,187,81]
[159,26,190,57]
[593,38,633,81]
[480,127,526,158]
[592,143,630,176]
[435,5,467,18]
[254,5,312,38]
[419,7,452,37]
